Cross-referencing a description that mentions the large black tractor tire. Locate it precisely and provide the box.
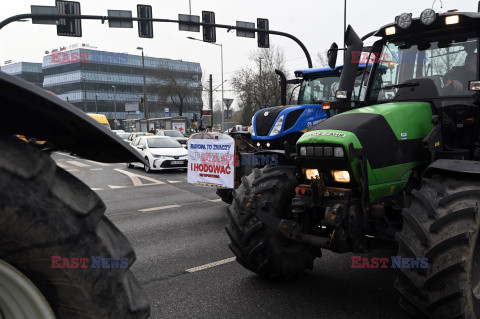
[216,188,233,204]
[395,175,480,318]
[226,165,317,279]
[0,135,150,318]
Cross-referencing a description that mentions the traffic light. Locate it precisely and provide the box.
[140,97,144,111]
[202,11,216,43]
[56,0,82,37]
[137,5,153,38]
[257,18,269,48]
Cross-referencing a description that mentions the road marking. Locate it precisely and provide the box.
[66,169,78,172]
[210,199,222,202]
[168,180,182,184]
[56,162,70,169]
[91,188,104,191]
[90,168,103,171]
[139,204,180,212]
[108,185,127,189]
[56,152,77,159]
[85,160,112,166]
[67,160,90,167]
[185,257,236,273]
[114,169,165,186]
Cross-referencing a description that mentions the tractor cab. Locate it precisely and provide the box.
[342,10,480,161]
[250,64,367,149]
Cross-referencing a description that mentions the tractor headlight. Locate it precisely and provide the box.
[336,90,348,99]
[269,115,284,136]
[445,15,459,25]
[300,146,307,156]
[305,169,320,180]
[334,147,344,157]
[332,170,350,183]
[397,13,412,29]
[420,8,436,25]
[385,26,396,35]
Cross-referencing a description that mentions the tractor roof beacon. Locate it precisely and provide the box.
[227,7,480,318]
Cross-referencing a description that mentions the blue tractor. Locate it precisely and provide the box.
[217,64,366,203]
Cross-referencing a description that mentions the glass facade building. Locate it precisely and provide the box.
[1,62,44,87]
[41,48,202,127]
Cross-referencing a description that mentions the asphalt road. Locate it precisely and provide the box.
[53,152,408,319]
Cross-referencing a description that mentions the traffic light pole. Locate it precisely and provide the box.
[0,14,313,68]
[138,48,148,119]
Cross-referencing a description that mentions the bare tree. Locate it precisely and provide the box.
[316,50,329,68]
[231,46,289,125]
[149,61,202,116]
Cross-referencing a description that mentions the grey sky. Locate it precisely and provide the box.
[0,0,477,109]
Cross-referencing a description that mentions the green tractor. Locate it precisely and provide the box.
[227,7,480,318]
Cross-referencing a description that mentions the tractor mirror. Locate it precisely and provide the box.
[327,42,338,70]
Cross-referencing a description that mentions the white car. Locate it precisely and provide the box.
[127,136,188,173]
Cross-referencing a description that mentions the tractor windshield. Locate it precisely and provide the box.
[369,36,478,102]
[298,75,340,105]
[299,71,365,105]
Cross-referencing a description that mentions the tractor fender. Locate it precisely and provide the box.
[424,159,480,177]
[0,71,143,163]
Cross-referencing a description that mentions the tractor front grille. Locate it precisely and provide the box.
[255,106,289,136]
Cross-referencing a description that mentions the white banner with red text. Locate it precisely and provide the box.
[187,139,235,188]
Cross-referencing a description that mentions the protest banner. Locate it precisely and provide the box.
[187,139,235,188]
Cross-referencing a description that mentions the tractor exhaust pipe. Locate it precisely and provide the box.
[337,25,363,101]
[275,69,287,105]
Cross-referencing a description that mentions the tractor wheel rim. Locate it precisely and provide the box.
[0,259,55,319]
[471,231,480,300]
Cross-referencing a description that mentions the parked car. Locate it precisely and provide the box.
[126,132,149,143]
[116,132,130,141]
[156,129,188,147]
[127,136,188,172]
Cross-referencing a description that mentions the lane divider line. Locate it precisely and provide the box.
[85,160,112,166]
[210,199,222,202]
[139,204,181,212]
[90,168,103,171]
[168,180,182,184]
[56,162,70,169]
[91,188,104,191]
[56,152,77,159]
[185,257,236,273]
[108,185,128,189]
[67,160,91,168]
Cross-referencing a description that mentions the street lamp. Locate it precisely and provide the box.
[187,37,224,131]
[80,75,87,112]
[137,47,148,119]
[112,85,117,129]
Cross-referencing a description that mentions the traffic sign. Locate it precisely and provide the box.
[223,98,234,110]
[136,110,140,116]
[165,107,170,114]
